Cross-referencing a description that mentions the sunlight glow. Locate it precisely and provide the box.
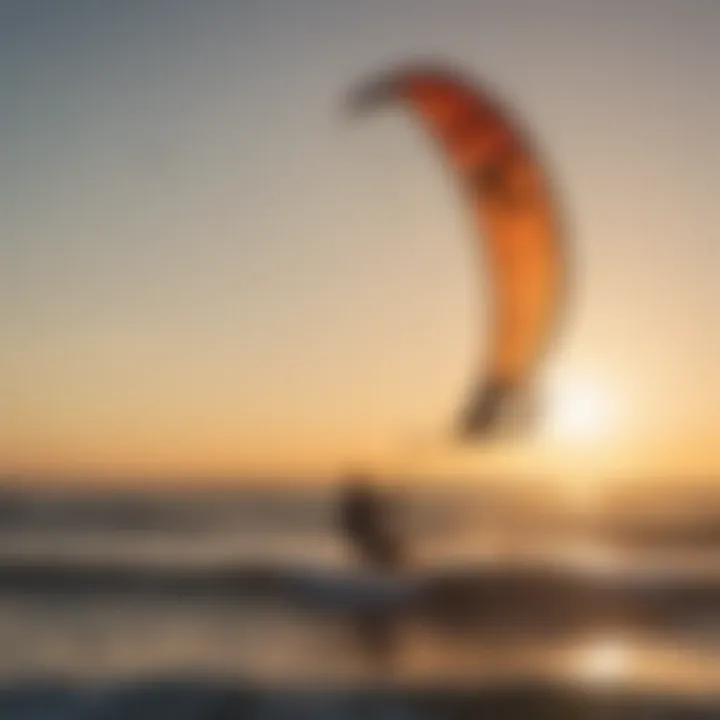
[575,636,631,684]
[544,375,614,443]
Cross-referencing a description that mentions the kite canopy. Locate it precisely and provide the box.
[348,63,566,439]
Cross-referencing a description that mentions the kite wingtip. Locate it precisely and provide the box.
[342,59,476,124]
[344,77,399,118]
[456,379,507,439]
[456,378,539,441]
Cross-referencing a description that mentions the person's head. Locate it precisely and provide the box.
[340,468,374,496]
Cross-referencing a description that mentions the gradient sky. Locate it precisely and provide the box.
[1,0,718,482]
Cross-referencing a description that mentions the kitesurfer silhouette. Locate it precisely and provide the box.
[338,472,406,671]
[339,473,404,571]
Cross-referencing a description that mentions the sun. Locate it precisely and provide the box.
[544,374,614,443]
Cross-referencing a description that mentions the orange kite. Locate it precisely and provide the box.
[349,63,567,439]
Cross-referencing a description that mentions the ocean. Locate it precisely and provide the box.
[0,482,717,718]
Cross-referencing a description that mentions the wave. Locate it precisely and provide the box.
[0,557,717,639]
[0,677,717,719]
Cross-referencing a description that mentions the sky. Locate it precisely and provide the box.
[1,0,718,483]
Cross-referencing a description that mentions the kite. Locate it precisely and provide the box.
[348,63,567,439]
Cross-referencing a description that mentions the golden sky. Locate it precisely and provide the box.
[1,1,718,483]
